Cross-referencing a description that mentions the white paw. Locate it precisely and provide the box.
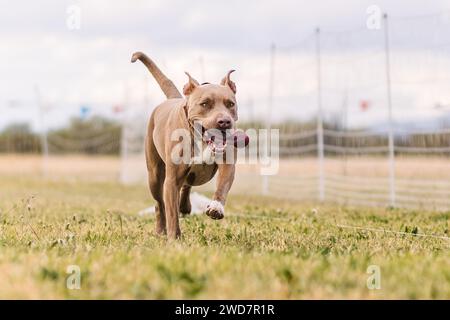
[205,200,224,220]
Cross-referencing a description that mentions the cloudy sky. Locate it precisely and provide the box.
[1,0,450,130]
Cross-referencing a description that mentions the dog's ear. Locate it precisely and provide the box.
[220,70,236,94]
[183,72,199,96]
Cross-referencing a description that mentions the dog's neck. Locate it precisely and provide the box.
[179,100,193,132]
[179,100,203,163]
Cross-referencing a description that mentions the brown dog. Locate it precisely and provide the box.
[131,52,240,239]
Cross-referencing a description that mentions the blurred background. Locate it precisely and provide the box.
[1,0,449,210]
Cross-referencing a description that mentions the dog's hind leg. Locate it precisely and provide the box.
[163,169,183,239]
[179,184,192,215]
[148,164,166,235]
[146,115,167,235]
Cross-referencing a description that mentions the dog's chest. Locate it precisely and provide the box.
[186,163,218,186]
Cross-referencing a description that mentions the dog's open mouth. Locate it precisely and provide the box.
[203,129,231,154]
[200,127,249,154]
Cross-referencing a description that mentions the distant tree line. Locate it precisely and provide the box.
[0,117,121,155]
[0,117,448,156]
[0,123,42,153]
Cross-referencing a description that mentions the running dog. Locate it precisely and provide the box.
[131,52,247,239]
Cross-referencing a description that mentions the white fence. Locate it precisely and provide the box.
[262,127,450,210]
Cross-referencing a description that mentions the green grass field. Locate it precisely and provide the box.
[0,176,449,299]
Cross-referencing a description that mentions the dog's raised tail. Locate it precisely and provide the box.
[131,52,182,99]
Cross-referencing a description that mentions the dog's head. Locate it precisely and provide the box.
[183,70,238,153]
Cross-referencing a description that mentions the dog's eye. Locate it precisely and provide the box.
[227,101,235,108]
[200,101,209,108]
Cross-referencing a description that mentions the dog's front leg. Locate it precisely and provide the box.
[163,168,183,239]
[206,164,235,220]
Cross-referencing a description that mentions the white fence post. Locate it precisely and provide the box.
[262,43,276,195]
[383,13,396,207]
[315,28,325,202]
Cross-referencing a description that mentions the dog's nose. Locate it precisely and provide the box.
[217,117,232,129]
